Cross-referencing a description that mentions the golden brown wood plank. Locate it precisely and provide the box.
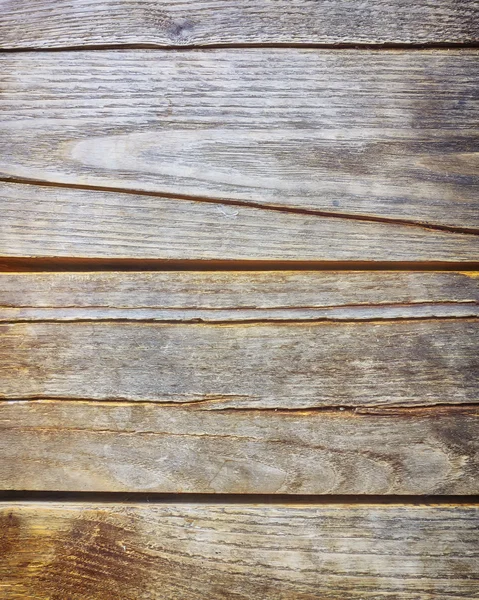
[0,401,477,494]
[1,0,478,48]
[1,502,478,599]
[0,318,477,409]
[1,183,478,263]
[1,270,478,321]
[1,50,478,237]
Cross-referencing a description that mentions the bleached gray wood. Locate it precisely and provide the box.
[0,50,478,231]
[0,0,478,48]
[0,319,477,408]
[1,183,478,263]
[0,271,478,321]
[0,401,477,493]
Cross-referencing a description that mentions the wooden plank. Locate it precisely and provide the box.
[0,401,477,493]
[0,50,478,239]
[0,317,477,408]
[1,502,478,599]
[1,183,478,264]
[1,270,478,321]
[1,0,478,48]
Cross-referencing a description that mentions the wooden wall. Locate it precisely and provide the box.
[0,1,478,598]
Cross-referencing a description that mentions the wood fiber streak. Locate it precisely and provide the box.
[1,503,478,599]
[0,402,478,494]
[0,0,478,48]
[0,271,478,321]
[1,182,478,263]
[0,319,477,409]
[0,50,478,236]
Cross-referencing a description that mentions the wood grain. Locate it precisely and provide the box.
[0,0,478,48]
[1,50,478,236]
[0,317,477,408]
[1,502,478,599]
[1,270,478,321]
[1,182,478,263]
[0,402,478,494]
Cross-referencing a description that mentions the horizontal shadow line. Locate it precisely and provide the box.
[0,491,478,505]
[1,258,479,272]
[2,42,479,52]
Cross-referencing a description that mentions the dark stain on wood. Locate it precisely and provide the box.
[33,516,148,600]
[0,511,21,557]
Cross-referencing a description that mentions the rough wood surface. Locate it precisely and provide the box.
[1,183,478,264]
[1,502,478,599]
[0,401,477,494]
[0,317,477,409]
[1,50,478,236]
[0,270,478,321]
[1,0,478,48]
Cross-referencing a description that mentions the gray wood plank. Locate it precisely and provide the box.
[0,318,477,409]
[1,271,478,321]
[1,182,478,263]
[1,271,478,308]
[0,50,478,236]
[0,0,478,48]
[0,402,477,493]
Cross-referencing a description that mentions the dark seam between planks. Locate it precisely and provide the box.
[1,259,479,272]
[0,315,477,324]
[1,42,479,53]
[0,491,477,504]
[1,178,478,236]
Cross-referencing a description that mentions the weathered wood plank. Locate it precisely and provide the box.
[1,50,478,234]
[1,270,478,321]
[0,319,477,408]
[1,183,478,263]
[0,402,477,494]
[1,0,478,48]
[1,271,478,309]
[1,502,478,599]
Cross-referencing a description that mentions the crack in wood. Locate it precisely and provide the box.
[2,177,478,236]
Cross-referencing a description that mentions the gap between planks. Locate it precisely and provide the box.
[2,259,479,273]
[2,42,479,53]
[0,491,478,506]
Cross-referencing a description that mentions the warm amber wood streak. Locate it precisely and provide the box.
[0,50,478,232]
[0,401,477,494]
[0,0,478,48]
[0,318,477,409]
[1,502,478,599]
[1,183,478,263]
